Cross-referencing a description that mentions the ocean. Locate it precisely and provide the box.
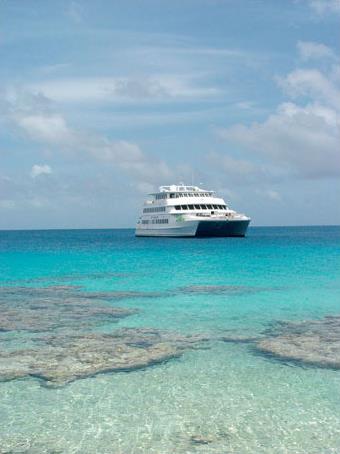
[0,226,339,453]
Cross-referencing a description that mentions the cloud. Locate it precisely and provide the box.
[218,101,340,179]
[216,44,340,182]
[297,41,336,61]
[266,190,281,201]
[307,0,340,14]
[5,89,175,186]
[30,75,221,104]
[18,114,73,144]
[207,151,272,184]
[30,164,52,178]
[277,68,340,109]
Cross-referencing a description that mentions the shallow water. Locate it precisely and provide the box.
[0,226,340,453]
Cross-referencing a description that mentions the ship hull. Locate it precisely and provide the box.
[135,219,250,238]
[195,219,250,237]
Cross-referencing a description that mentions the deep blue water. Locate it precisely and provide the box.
[0,226,340,453]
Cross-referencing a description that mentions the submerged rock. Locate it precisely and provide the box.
[178,285,275,295]
[218,314,340,371]
[0,328,210,387]
[255,315,340,369]
[0,293,137,332]
[221,334,261,343]
[79,290,170,300]
[190,434,214,445]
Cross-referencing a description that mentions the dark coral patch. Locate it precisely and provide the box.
[0,328,209,387]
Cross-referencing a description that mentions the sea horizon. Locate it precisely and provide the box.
[1,224,339,232]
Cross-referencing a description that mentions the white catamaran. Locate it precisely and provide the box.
[135,184,250,237]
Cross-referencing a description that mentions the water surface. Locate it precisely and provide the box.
[0,226,339,453]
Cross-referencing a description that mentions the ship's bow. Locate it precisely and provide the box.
[195,218,250,237]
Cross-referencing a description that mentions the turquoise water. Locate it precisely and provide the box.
[0,226,340,453]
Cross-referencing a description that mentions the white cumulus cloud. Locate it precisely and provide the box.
[30,164,52,178]
[217,44,340,181]
[5,89,175,186]
[277,68,340,110]
[218,101,340,179]
[297,41,336,61]
[18,114,73,144]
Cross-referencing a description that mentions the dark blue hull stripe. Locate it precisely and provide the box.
[195,220,250,237]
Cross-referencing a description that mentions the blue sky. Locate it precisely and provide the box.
[1,0,339,228]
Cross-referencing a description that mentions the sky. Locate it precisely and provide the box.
[1,0,340,229]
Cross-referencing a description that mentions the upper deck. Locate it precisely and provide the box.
[158,185,212,194]
[149,185,214,200]
[143,184,226,212]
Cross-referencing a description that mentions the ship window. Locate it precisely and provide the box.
[182,205,188,210]
[194,204,200,209]
[207,204,213,209]
[170,193,175,198]
[188,204,194,209]
[213,204,219,209]
[175,205,180,210]
[200,204,207,209]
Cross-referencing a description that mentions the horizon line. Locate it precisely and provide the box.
[0,224,339,232]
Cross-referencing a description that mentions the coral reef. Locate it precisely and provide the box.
[255,315,340,369]
[0,328,209,387]
[0,286,137,332]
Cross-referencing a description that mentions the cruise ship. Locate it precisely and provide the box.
[135,185,250,237]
